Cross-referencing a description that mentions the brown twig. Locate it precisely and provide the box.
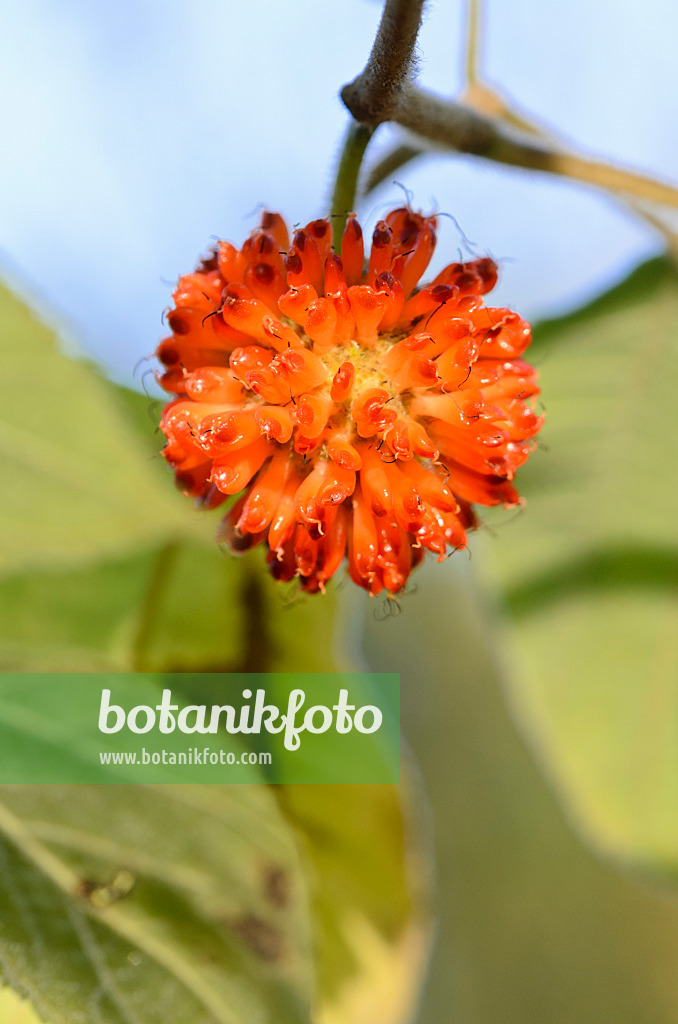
[390,86,678,211]
[341,0,426,126]
[344,0,678,245]
[465,0,482,87]
[365,143,422,195]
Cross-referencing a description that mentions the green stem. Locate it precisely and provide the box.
[330,121,375,246]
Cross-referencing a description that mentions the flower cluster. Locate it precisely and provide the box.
[157,208,542,595]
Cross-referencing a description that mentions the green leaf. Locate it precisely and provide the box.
[0,779,429,1024]
[0,784,314,1024]
[0,283,188,576]
[0,543,241,671]
[0,538,426,1020]
[0,529,425,1022]
[0,540,340,673]
[485,257,678,874]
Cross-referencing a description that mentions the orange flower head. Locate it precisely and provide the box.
[157,208,543,595]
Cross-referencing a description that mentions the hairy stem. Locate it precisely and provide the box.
[392,86,678,210]
[341,0,426,125]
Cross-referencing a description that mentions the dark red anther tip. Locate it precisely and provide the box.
[372,222,391,248]
[167,312,190,335]
[158,340,180,364]
[309,219,329,238]
[284,250,302,275]
[254,262,275,284]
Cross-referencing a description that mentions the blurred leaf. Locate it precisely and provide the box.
[0,541,339,673]
[0,283,189,576]
[0,543,244,672]
[281,783,431,1024]
[0,779,430,1024]
[0,989,42,1024]
[361,559,678,1024]
[0,533,427,1021]
[0,784,314,1024]
[484,256,678,874]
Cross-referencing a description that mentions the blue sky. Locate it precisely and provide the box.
[1,0,676,385]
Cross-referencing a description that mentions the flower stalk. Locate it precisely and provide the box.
[330,122,375,244]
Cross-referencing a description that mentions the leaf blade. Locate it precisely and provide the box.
[0,282,188,575]
[486,256,678,873]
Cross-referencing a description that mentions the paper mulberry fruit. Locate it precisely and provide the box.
[157,207,542,595]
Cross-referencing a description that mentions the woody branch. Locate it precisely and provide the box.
[340,0,426,126]
[340,0,678,212]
